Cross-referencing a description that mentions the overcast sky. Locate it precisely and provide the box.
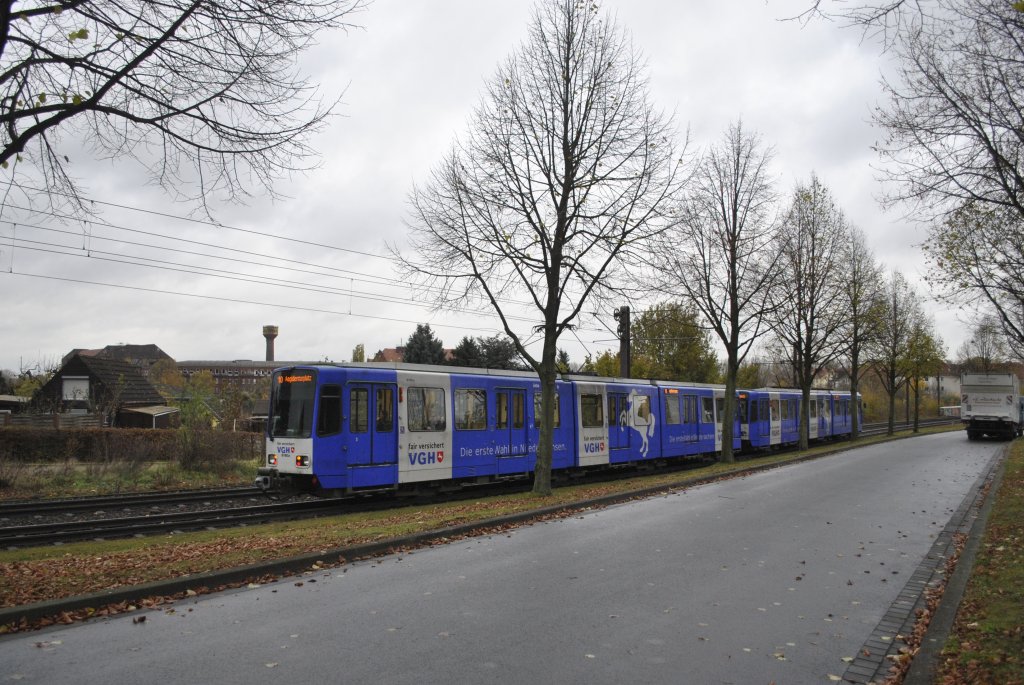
[0,0,967,375]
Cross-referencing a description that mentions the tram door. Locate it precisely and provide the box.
[608,392,631,451]
[682,395,699,444]
[496,388,528,456]
[819,397,831,436]
[347,384,397,465]
[757,398,771,443]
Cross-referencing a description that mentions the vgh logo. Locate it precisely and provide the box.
[408,450,445,465]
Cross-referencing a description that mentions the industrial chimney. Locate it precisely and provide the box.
[263,325,279,362]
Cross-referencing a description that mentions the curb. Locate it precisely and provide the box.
[0,427,960,631]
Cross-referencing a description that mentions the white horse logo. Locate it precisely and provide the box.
[624,389,657,457]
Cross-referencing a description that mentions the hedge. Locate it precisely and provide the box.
[0,427,263,464]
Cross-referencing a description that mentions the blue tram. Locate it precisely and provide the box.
[740,388,859,451]
[256,363,855,495]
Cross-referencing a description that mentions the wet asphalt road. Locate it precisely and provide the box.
[0,432,1002,684]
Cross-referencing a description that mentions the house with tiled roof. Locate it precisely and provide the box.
[36,353,178,428]
[62,343,172,369]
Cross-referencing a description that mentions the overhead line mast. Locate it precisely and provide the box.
[614,306,631,378]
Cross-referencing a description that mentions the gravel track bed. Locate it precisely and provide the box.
[0,492,323,529]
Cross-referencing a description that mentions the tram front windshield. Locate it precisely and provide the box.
[270,370,316,438]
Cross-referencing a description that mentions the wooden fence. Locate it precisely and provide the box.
[1,413,103,429]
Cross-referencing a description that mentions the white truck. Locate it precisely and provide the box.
[960,372,1023,440]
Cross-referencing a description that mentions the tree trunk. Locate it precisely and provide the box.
[912,380,921,433]
[849,348,860,441]
[720,349,739,463]
[887,371,896,436]
[798,350,811,451]
[799,384,811,451]
[531,337,559,497]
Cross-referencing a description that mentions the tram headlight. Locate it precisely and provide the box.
[268,454,277,466]
[296,455,310,468]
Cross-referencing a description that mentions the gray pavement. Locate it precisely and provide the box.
[0,432,1003,684]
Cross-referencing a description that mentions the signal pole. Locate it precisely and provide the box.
[613,306,631,378]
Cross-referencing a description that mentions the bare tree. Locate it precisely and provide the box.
[868,270,920,435]
[0,1,365,216]
[872,1,1024,221]
[925,202,1024,356]
[805,1,1024,354]
[841,226,884,439]
[654,120,779,462]
[770,174,850,450]
[956,314,1008,373]
[395,0,687,496]
[806,0,1024,218]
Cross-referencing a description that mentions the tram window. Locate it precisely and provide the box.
[810,399,818,418]
[683,395,698,424]
[581,393,604,428]
[609,394,629,427]
[408,387,446,432]
[376,387,395,432]
[317,384,342,436]
[738,399,748,424]
[350,388,368,434]
[701,397,713,424]
[533,393,561,428]
[665,393,680,425]
[770,399,780,421]
[455,389,487,430]
[715,398,725,425]
[497,392,525,430]
[512,392,524,429]
[635,395,651,426]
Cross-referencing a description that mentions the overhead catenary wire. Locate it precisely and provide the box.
[6,265,618,351]
[0,210,577,314]
[0,191,631,348]
[7,239,561,329]
[5,184,388,260]
[6,269,518,337]
[1,216,614,336]
[2,186,610,306]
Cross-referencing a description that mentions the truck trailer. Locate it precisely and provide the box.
[960,372,1023,440]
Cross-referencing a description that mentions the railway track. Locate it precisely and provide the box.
[0,486,261,517]
[0,497,347,549]
[860,417,957,437]
[0,418,960,549]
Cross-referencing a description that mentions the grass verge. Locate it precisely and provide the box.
[937,438,1024,684]
[1,459,260,499]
